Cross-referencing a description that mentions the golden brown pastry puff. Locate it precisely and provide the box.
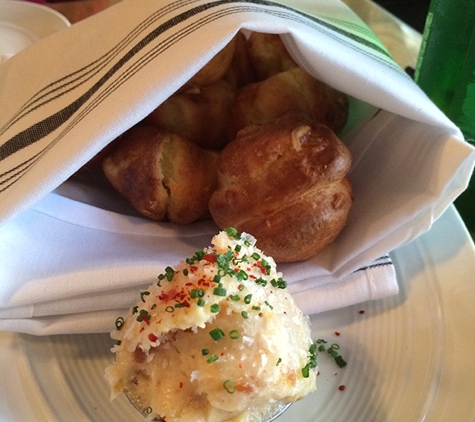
[181,35,237,89]
[247,32,298,80]
[145,79,236,150]
[228,67,349,139]
[102,125,219,224]
[223,31,257,89]
[209,112,352,262]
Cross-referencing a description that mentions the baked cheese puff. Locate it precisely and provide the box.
[210,112,352,262]
[228,67,349,139]
[145,79,237,150]
[102,125,219,225]
[247,32,298,80]
[223,31,257,89]
[181,35,237,89]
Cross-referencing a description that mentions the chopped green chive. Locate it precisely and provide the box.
[140,291,150,302]
[136,309,151,323]
[325,343,347,368]
[190,289,204,299]
[183,268,189,276]
[225,227,241,240]
[223,379,236,393]
[271,277,287,289]
[229,294,241,301]
[236,270,249,281]
[234,244,242,252]
[164,266,175,281]
[197,299,206,307]
[260,259,271,274]
[229,330,240,339]
[207,355,219,363]
[186,250,205,264]
[115,317,124,330]
[252,305,261,311]
[244,294,252,304]
[210,303,221,313]
[236,254,249,264]
[255,278,267,287]
[210,328,225,341]
[251,252,260,261]
[213,275,222,283]
[335,355,347,368]
[276,358,282,366]
[241,311,248,319]
[302,342,318,378]
[202,348,209,356]
[317,339,327,352]
[165,306,174,313]
[213,285,227,296]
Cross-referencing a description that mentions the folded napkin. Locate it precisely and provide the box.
[0,0,474,335]
[0,192,397,334]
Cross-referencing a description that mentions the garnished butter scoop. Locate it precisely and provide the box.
[106,228,317,422]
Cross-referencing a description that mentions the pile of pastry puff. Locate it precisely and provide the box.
[106,228,317,422]
[90,31,352,262]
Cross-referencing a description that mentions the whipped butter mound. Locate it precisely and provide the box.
[106,228,317,422]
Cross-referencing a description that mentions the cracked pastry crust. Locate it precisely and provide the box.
[102,125,218,224]
[209,111,352,262]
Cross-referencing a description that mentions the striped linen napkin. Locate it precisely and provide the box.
[0,0,473,334]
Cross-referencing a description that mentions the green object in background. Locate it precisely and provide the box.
[415,0,475,234]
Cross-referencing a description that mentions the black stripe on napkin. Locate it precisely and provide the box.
[353,256,393,273]
[0,0,398,192]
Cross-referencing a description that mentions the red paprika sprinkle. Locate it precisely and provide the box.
[203,253,217,263]
[359,310,365,314]
[335,331,340,336]
[339,385,346,391]
[148,333,158,342]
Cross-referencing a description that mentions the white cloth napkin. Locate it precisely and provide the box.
[0,192,397,334]
[0,0,474,335]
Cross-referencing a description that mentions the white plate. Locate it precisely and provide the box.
[0,205,474,421]
[0,0,69,63]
